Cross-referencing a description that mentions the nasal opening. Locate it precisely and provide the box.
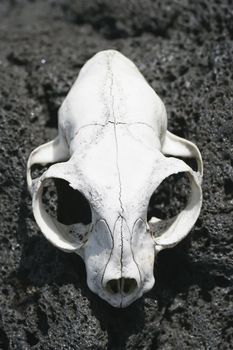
[106,278,138,295]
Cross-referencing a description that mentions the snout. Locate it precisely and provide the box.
[84,216,156,307]
[106,277,137,295]
[87,267,155,307]
[102,275,142,308]
[100,260,143,307]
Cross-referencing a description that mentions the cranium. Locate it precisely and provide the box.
[27,50,203,308]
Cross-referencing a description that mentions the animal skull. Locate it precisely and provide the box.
[27,50,203,308]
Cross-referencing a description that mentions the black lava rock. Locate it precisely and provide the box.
[0,0,233,349]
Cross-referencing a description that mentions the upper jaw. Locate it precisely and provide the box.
[102,277,155,308]
[99,290,144,308]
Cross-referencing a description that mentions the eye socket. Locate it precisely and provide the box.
[42,178,92,225]
[147,172,190,221]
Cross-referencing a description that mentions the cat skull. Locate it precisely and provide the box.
[27,50,203,307]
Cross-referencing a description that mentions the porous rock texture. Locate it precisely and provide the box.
[0,0,233,349]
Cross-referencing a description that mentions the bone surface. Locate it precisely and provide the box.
[27,50,203,308]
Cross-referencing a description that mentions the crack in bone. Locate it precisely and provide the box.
[107,52,125,289]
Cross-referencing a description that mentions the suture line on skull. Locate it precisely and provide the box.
[108,52,125,286]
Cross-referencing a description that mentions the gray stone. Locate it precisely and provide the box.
[0,0,232,349]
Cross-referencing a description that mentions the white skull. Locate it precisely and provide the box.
[27,50,203,308]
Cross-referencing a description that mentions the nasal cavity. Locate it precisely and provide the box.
[106,278,137,295]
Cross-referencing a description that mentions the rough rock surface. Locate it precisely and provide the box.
[0,0,233,349]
